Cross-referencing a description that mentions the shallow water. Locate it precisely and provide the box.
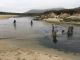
[0,17,80,53]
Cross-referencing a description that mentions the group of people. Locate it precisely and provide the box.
[52,24,74,44]
[30,20,33,26]
[13,19,33,26]
[13,19,73,44]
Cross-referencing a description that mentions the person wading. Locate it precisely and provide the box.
[31,20,33,26]
[13,20,16,23]
[52,24,57,44]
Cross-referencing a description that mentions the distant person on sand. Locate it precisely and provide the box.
[13,20,16,23]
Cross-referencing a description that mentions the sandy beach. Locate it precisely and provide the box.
[0,40,68,60]
[0,48,67,60]
[0,15,17,19]
[0,39,79,60]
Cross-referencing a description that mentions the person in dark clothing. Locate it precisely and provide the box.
[13,20,16,29]
[31,20,33,26]
[13,20,16,23]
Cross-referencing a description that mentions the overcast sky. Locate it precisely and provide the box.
[0,0,80,13]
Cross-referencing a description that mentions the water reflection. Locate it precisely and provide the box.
[52,24,58,44]
[67,26,74,38]
[13,23,16,30]
[52,32,58,44]
[62,30,65,34]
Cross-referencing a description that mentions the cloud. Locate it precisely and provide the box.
[0,0,80,12]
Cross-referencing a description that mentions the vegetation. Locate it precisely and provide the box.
[0,7,80,17]
[64,18,80,22]
[0,12,22,15]
[0,12,42,17]
[43,7,80,15]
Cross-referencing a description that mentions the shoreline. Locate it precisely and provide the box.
[0,15,80,26]
[0,48,69,60]
[43,20,80,26]
[0,40,67,60]
[0,15,18,20]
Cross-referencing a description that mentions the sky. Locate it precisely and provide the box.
[0,0,80,13]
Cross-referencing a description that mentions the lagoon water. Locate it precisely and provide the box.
[0,17,80,54]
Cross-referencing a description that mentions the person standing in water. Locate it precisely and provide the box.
[13,20,16,29]
[13,20,16,23]
[31,20,33,26]
[52,24,57,44]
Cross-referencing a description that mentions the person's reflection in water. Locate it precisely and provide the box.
[13,20,16,30]
[62,30,65,34]
[13,23,16,30]
[52,24,58,44]
[30,20,33,27]
[67,26,74,38]
[52,24,54,32]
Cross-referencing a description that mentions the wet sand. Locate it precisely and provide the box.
[0,40,80,60]
[0,40,75,60]
[0,15,17,19]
